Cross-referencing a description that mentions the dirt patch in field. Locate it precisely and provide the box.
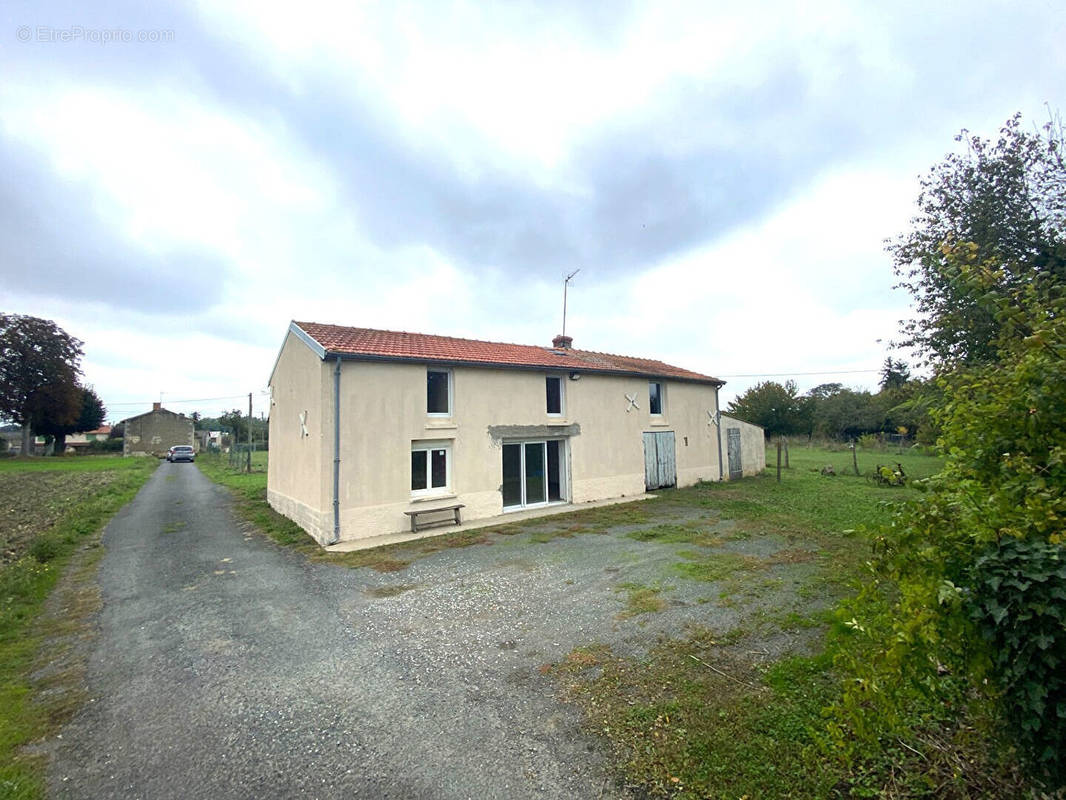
[0,471,115,564]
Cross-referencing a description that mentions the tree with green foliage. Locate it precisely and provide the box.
[890,113,1066,368]
[218,409,246,442]
[726,380,806,438]
[880,377,941,444]
[32,385,106,454]
[0,313,84,455]
[878,358,911,391]
[806,386,887,441]
[835,245,1066,788]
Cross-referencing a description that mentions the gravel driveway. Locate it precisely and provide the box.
[47,463,616,799]
[49,462,817,799]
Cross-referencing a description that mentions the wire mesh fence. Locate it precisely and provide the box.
[226,442,268,471]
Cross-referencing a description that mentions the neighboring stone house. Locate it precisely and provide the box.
[121,403,194,457]
[267,321,765,546]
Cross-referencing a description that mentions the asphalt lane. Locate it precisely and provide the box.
[48,461,615,799]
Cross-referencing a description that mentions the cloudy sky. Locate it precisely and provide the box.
[1,0,1062,421]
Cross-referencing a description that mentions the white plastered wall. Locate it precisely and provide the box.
[271,343,725,543]
[719,414,766,477]
[267,331,333,543]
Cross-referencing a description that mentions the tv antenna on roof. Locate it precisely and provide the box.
[562,269,580,337]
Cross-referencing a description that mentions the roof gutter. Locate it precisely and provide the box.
[331,356,341,545]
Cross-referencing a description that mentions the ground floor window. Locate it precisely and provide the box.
[412,441,451,497]
[502,439,566,509]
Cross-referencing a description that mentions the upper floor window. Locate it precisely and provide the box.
[427,369,451,415]
[649,381,664,415]
[546,376,563,415]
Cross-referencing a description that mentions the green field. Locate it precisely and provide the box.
[713,441,943,531]
[0,454,154,473]
[0,455,157,799]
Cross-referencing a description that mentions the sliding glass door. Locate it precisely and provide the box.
[524,442,546,505]
[502,444,522,507]
[502,439,566,509]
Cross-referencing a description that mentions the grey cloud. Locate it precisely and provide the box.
[0,138,232,312]
[1,0,1063,309]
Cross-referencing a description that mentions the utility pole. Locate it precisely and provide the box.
[247,392,252,473]
[562,269,580,337]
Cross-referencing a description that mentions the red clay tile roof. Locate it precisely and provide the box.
[294,321,722,384]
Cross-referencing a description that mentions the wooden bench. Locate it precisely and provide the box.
[403,503,465,533]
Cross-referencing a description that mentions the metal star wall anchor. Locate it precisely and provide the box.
[625,393,639,412]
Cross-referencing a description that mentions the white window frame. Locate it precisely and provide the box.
[649,381,665,416]
[427,368,453,417]
[411,440,452,498]
[502,438,569,510]
[545,374,565,417]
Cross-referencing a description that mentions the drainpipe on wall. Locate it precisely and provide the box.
[714,386,725,482]
[331,356,341,545]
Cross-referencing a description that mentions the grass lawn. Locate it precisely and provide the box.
[0,455,157,800]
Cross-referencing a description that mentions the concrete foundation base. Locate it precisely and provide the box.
[323,492,657,553]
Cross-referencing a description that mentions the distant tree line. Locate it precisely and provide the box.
[726,358,938,444]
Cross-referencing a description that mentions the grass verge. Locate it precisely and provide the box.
[0,457,156,800]
[549,635,845,798]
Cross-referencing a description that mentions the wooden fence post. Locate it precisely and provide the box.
[784,437,790,469]
[776,439,782,483]
[852,441,859,476]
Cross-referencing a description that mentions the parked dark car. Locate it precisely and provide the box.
[167,445,195,463]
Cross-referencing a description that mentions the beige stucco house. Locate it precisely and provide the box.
[267,321,764,545]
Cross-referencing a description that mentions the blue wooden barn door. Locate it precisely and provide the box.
[643,431,676,490]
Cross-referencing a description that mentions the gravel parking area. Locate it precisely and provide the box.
[47,463,825,799]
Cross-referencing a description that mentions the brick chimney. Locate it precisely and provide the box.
[552,334,573,350]
[152,402,161,412]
